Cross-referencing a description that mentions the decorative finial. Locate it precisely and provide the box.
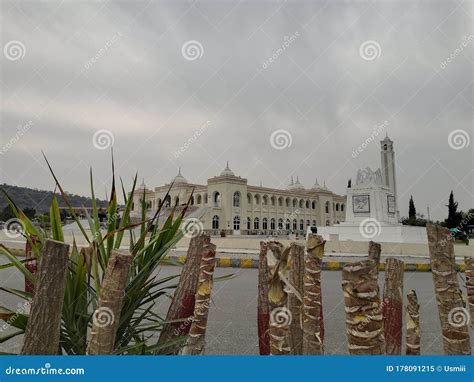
[178,167,181,175]
[226,160,229,169]
[290,176,294,185]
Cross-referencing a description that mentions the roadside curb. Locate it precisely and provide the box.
[163,255,466,272]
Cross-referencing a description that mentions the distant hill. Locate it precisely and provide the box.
[0,183,109,215]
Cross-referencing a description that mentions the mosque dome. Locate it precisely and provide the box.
[173,168,188,185]
[220,161,235,177]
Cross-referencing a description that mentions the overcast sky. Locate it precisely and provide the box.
[1,0,472,220]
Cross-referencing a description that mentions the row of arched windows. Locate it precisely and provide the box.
[210,215,334,230]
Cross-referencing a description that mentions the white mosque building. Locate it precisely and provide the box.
[131,163,346,236]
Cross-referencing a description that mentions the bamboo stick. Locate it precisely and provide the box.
[342,259,385,355]
[181,242,217,355]
[21,240,70,355]
[383,258,404,355]
[157,234,209,354]
[87,250,132,355]
[288,243,304,355]
[257,241,270,355]
[405,290,420,355]
[267,242,291,355]
[426,223,470,355]
[302,234,325,355]
[465,257,474,329]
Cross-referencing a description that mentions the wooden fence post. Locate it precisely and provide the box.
[405,290,420,355]
[302,234,325,355]
[21,240,70,355]
[465,257,474,329]
[267,242,291,355]
[87,250,132,355]
[257,241,270,355]
[383,258,404,355]
[157,234,209,354]
[181,242,217,355]
[288,243,304,355]
[426,223,470,355]
[342,259,385,355]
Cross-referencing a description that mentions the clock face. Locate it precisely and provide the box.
[352,195,370,213]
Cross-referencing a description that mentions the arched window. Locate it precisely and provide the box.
[196,195,202,204]
[285,219,291,230]
[164,195,171,207]
[213,192,221,207]
[247,193,252,204]
[174,196,179,206]
[326,220,330,226]
[341,204,344,212]
[292,198,297,208]
[262,195,268,206]
[336,203,339,211]
[270,218,276,230]
[305,200,310,209]
[325,201,330,213]
[292,219,297,230]
[312,220,317,227]
[247,217,251,230]
[306,220,310,227]
[157,198,162,208]
[204,193,208,204]
[190,196,194,205]
[212,215,219,229]
[311,201,316,209]
[254,194,260,205]
[233,191,241,207]
[299,199,304,208]
[262,217,268,230]
[278,218,283,230]
[299,220,304,230]
[254,217,260,230]
[233,216,240,230]
[271,196,276,206]
[285,198,290,207]
[278,197,283,207]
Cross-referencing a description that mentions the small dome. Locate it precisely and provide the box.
[220,161,235,177]
[288,176,305,191]
[173,168,188,185]
[311,178,321,190]
[138,179,147,189]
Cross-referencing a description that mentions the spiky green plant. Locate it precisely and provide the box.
[0,154,192,354]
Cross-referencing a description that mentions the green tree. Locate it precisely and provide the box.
[0,205,15,221]
[408,196,416,223]
[445,191,463,228]
[23,207,36,219]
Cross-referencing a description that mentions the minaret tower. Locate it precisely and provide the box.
[380,134,398,216]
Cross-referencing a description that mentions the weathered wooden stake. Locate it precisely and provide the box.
[157,234,209,354]
[342,259,385,355]
[405,290,421,355]
[257,241,270,355]
[87,250,132,355]
[426,223,470,355]
[368,241,381,271]
[383,257,404,355]
[465,257,474,329]
[302,234,325,355]
[288,243,304,355]
[181,242,217,355]
[21,240,70,355]
[267,242,291,355]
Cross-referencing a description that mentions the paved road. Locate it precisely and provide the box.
[1,264,472,355]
